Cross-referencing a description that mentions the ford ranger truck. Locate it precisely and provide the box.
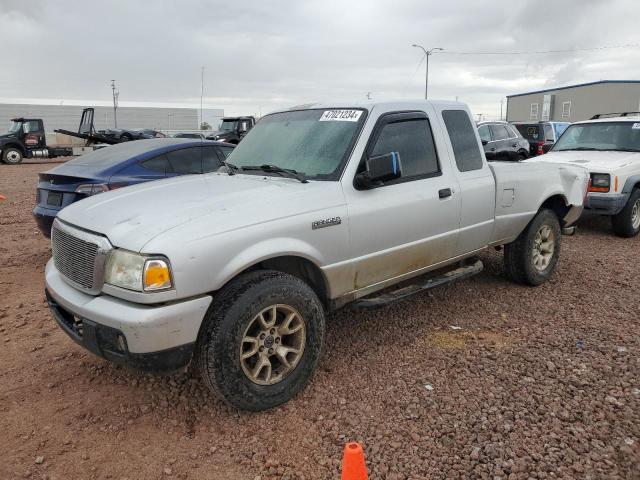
[45,101,589,411]
[534,113,640,237]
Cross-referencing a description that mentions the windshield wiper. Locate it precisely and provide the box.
[241,164,308,183]
[609,148,640,152]
[219,160,240,175]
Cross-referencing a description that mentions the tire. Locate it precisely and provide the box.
[518,150,529,160]
[612,188,640,238]
[2,147,23,165]
[120,134,132,142]
[195,270,325,411]
[503,209,561,286]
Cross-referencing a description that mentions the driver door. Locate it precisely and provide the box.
[343,111,461,292]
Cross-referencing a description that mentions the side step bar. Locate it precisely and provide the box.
[352,260,484,309]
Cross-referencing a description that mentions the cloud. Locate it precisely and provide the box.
[0,0,638,118]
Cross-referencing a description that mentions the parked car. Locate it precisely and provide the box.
[512,121,571,156]
[33,138,234,236]
[477,121,530,161]
[532,112,640,237]
[99,128,166,142]
[173,132,205,139]
[44,100,588,411]
[206,116,256,144]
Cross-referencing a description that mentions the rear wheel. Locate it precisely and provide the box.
[504,209,561,286]
[612,188,640,237]
[195,270,325,411]
[518,149,529,160]
[120,133,132,142]
[3,147,23,164]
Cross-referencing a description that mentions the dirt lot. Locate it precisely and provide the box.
[1,163,639,480]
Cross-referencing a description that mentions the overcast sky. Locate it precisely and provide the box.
[1,0,638,119]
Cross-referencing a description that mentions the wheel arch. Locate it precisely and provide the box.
[621,174,640,194]
[231,255,329,309]
[539,194,571,226]
[2,142,26,155]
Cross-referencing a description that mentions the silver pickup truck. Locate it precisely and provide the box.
[45,101,589,410]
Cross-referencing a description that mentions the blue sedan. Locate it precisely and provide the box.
[33,138,234,236]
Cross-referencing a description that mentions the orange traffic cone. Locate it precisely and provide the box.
[0,194,5,201]
[341,442,368,480]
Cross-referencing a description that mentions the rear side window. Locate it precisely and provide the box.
[202,146,222,173]
[140,154,172,173]
[489,125,510,141]
[370,118,440,180]
[218,145,234,158]
[166,147,203,174]
[442,110,484,172]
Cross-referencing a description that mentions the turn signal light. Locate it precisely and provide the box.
[143,259,172,291]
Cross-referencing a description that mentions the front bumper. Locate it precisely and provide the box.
[585,193,628,215]
[45,260,212,371]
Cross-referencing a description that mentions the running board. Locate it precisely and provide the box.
[352,260,484,309]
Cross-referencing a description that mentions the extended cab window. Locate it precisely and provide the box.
[370,117,439,180]
[166,147,203,174]
[442,110,484,172]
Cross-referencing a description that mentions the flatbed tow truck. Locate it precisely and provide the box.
[0,108,121,164]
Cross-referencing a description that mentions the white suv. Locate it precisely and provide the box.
[536,113,640,237]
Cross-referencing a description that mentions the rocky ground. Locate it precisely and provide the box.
[1,163,638,479]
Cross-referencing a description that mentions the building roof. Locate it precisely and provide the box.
[506,80,640,98]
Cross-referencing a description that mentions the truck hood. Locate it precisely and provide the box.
[57,173,344,252]
[531,150,638,171]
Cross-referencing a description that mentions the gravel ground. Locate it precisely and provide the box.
[1,163,638,480]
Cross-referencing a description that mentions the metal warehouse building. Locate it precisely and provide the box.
[506,80,640,123]
[0,103,225,132]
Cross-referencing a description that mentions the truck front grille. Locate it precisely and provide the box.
[51,223,101,291]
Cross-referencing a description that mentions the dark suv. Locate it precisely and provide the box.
[512,121,570,156]
[206,116,256,144]
[477,121,530,161]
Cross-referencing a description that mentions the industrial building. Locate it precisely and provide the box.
[506,80,640,123]
[0,102,224,132]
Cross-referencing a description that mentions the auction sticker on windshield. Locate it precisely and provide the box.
[632,123,640,129]
[319,110,363,122]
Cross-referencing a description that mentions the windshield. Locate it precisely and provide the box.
[514,124,541,141]
[553,122,640,152]
[219,120,237,132]
[226,108,366,180]
[7,121,21,134]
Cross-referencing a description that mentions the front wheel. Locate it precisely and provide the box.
[2,147,23,164]
[195,270,325,411]
[612,189,640,238]
[503,209,561,286]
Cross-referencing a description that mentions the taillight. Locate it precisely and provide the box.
[536,141,545,155]
[75,183,110,196]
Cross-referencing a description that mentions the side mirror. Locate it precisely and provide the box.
[355,152,402,189]
[481,139,488,146]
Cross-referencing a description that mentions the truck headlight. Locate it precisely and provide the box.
[589,173,610,192]
[105,250,173,292]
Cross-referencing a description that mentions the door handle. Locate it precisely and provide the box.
[490,148,496,151]
[511,143,517,147]
[438,188,452,199]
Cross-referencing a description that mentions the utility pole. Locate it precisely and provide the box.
[200,66,204,130]
[111,80,119,129]
[411,44,443,99]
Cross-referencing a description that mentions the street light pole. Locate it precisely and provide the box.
[411,44,443,99]
[111,80,119,129]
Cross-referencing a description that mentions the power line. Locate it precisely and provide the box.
[436,43,639,55]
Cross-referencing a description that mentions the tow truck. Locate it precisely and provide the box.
[0,108,121,164]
